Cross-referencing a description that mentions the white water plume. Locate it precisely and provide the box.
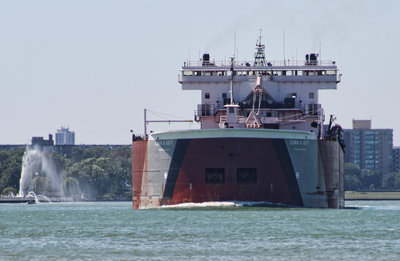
[26,191,39,204]
[18,146,63,198]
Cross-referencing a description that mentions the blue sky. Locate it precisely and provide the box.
[1,0,399,145]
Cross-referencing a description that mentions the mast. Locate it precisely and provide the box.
[144,108,147,138]
[229,56,235,105]
[254,29,266,66]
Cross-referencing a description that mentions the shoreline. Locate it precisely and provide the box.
[3,193,400,204]
[345,191,400,200]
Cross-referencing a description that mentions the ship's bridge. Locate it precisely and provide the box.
[179,59,341,85]
[178,49,341,133]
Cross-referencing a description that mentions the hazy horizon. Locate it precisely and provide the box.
[1,0,399,145]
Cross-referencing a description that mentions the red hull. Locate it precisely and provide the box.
[132,137,304,209]
[167,138,298,205]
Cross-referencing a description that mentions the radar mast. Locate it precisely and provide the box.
[254,30,266,66]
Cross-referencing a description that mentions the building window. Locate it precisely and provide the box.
[237,168,257,184]
[309,92,314,99]
[205,168,225,184]
[205,93,210,99]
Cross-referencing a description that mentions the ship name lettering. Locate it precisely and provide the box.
[289,140,310,146]
[158,140,174,146]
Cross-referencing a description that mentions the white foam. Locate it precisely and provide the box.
[156,201,283,209]
[159,201,238,209]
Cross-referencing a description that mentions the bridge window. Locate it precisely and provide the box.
[205,93,210,99]
[309,92,314,99]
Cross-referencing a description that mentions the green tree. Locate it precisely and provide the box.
[344,163,383,191]
[1,187,18,196]
[344,163,362,190]
[0,147,25,194]
[360,169,381,190]
[382,172,400,190]
[1,145,132,199]
[47,151,69,174]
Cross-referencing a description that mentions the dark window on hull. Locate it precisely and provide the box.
[237,168,257,184]
[205,168,225,184]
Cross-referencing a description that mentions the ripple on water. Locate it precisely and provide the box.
[1,201,400,260]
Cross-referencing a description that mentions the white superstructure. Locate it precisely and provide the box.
[179,35,341,137]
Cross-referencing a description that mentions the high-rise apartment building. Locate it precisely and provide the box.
[344,120,393,175]
[393,146,400,173]
[55,127,75,145]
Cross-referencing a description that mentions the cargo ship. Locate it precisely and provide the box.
[132,34,345,209]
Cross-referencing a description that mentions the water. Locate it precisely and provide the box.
[1,201,400,260]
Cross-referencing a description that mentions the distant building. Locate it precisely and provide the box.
[55,127,75,145]
[352,119,371,129]
[344,120,393,175]
[31,134,54,147]
[394,146,400,173]
[31,134,54,152]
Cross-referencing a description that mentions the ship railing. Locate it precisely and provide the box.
[237,116,245,123]
[183,59,337,68]
[219,115,245,123]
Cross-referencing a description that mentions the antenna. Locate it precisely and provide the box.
[234,30,237,59]
[319,41,322,61]
[254,29,266,66]
[144,108,147,138]
[229,56,235,104]
[283,30,286,65]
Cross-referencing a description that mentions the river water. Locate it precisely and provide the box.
[1,201,400,260]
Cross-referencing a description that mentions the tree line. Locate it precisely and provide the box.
[0,146,132,200]
[2,146,399,197]
[344,162,400,191]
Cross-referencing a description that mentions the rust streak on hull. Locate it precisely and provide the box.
[132,140,147,210]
